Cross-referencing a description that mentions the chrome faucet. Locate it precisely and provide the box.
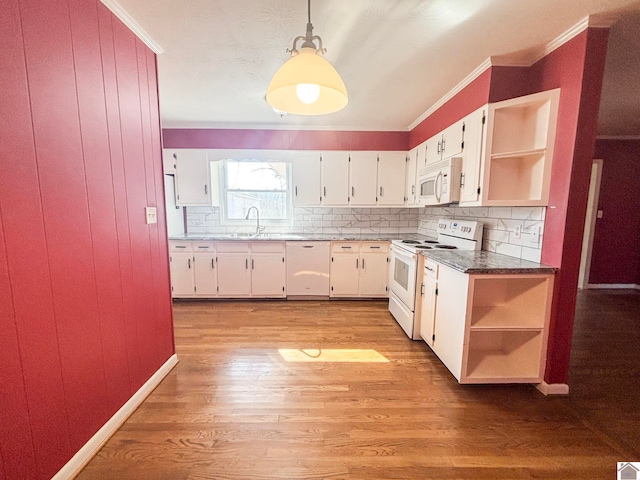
[245,206,264,236]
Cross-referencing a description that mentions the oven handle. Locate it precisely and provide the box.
[435,171,443,203]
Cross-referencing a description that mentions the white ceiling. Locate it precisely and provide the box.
[113,0,640,135]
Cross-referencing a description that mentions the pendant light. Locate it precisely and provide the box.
[266,0,348,115]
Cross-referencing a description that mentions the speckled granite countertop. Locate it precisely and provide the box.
[169,233,429,242]
[421,250,557,274]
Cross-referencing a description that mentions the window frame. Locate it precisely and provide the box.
[212,150,293,227]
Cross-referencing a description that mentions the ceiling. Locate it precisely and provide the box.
[113,0,640,135]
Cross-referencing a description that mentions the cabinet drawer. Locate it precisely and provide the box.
[215,241,250,253]
[361,242,389,253]
[424,258,439,279]
[251,241,285,253]
[169,241,192,252]
[331,241,360,253]
[192,241,215,252]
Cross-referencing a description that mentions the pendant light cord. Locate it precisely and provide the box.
[308,0,311,24]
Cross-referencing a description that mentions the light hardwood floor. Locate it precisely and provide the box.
[77,291,640,479]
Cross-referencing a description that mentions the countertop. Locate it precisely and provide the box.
[169,233,429,242]
[421,249,557,274]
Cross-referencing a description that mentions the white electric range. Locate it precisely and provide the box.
[388,219,484,339]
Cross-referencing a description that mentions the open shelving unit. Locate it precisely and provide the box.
[482,89,560,206]
[461,273,554,383]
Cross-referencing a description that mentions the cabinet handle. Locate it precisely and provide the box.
[411,185,415,195]
[421,283,425,297]
[352,186,355,197]
[425,266,434,272]
[341,246,352,249]
[460,172,465,187]
[245,259,248,270]
[302,245,314,248]
[441,138,446,152]
[370,246,380,249]
[211,259,214,269]
[362,258,365,269]
[204,184,208,195]
[252,259,255,269]
[175,245,186,249]
[323,186,326,197]
[356,258,359,269]
[437,141,441,155]
[295,186,298,196]
[188,258,191,269]
[379,186,383,197]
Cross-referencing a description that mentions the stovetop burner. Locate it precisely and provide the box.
[423,240,438,244]
[415,245,433,249]
[435,245,457,249]
[402,240,421,244]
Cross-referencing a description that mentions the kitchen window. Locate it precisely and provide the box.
[218,154,292,224]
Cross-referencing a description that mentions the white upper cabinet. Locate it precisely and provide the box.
[425,119,465,165]
[293,152,322,206]
[479,88,560,206]
[174,149,211,206]
[377,152,406,206]
[405,147,418,206]
[459,106,487,205]
[349,152,378,206]
[162,149,177,175]
[321,151,350,206]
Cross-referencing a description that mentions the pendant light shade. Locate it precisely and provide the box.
[266,0,348,116]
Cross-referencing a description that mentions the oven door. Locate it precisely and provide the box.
[389,245,418,310]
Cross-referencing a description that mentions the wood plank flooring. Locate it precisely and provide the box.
[77,293,640,479]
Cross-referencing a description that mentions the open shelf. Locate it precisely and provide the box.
[470,276,550,329]
[464,330,544,381]
[490,147,546,160]
[486,153,545,202]
[490,98,552,155]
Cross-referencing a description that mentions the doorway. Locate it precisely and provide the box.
[578,159,603,289]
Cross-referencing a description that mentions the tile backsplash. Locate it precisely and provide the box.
[185,205,545,262]
[418,206,545,263]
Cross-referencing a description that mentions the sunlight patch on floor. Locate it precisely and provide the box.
[278,348,389,363]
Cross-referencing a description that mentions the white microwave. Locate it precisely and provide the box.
[418,157,462,206]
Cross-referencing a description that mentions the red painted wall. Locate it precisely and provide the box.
[0,1,174,478]
[162,128,409,151]
[590,139,640,284]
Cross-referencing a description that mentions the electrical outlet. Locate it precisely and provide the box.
[514,224,522,239]
[145,206,157,224]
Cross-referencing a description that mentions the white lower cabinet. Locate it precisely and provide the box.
[330,242,389,298]
[422,259,554,384]
[216,241,286,298]
[419,259,439,347]
[193,242,217,297]
[169,241,196,297]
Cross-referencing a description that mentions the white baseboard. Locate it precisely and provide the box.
[536,381,569,396]
[587,283,640,290]
[53,354,179,480]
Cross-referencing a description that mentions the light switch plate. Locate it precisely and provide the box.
[145,206,157,224]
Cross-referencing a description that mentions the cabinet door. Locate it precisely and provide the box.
[416,141,427,170]
[321,152,349,205]
[162,149,177,175]
[175,149,211,206]
[441,119,465,160]
[251,253,286,297]
[169,252,194,297]
[194,253,217,297]
[459,107,486,204]
[419,275,437,347]
[432,265,469,381]
[405,148,417,206]
[293,153,321,206]
[377,152,406,206]
[349,152,378,206]
[216,253,251,297]
[330,253,359,296]
[425,134,442,165]
[359,253,388,297]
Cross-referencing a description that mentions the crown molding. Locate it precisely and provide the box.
[100,0,163,54]
[408,14,619,131]
[407,58,492,131]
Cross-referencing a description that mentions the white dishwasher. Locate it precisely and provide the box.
[285,241,330,297]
